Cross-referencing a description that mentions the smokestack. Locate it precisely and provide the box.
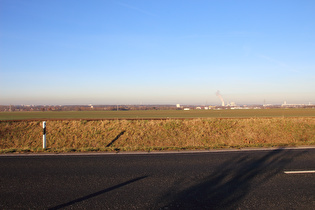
[216,90,225,106]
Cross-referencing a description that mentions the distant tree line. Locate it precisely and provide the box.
[0,104,181,112]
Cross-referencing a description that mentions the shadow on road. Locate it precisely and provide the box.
[159,148,304,209]
[48,175,147,210]
[106,130,126,147]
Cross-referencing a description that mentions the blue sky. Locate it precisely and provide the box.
[1,0,314,105]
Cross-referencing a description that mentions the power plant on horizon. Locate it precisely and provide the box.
[215,91,313,108]
[215,91,239,107]
[216,90,225,106]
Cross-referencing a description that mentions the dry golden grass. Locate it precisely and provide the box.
[1,118,314,153]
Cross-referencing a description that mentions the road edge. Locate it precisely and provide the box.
[1,146,315,157]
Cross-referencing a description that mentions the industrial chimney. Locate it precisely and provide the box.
[216,90,225,106]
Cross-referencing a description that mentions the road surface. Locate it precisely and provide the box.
[1,148,315,209]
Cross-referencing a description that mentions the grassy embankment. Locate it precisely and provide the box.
[1,117,314,153]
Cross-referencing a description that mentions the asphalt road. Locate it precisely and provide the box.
[1,148,314,209]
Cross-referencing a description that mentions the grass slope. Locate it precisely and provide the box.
[1,118,314,153]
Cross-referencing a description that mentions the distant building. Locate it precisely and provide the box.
[230,102,236,106]
[281,101,312,107]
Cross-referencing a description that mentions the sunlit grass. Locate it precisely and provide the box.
[1,118,314,153]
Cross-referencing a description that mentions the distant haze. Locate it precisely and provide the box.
[1,0,314,105]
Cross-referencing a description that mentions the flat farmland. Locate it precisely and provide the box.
[1,108,315,121]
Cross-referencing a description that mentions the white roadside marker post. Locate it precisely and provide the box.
[43,121,46,149]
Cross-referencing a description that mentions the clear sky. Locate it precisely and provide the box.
[1,0,314,105]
